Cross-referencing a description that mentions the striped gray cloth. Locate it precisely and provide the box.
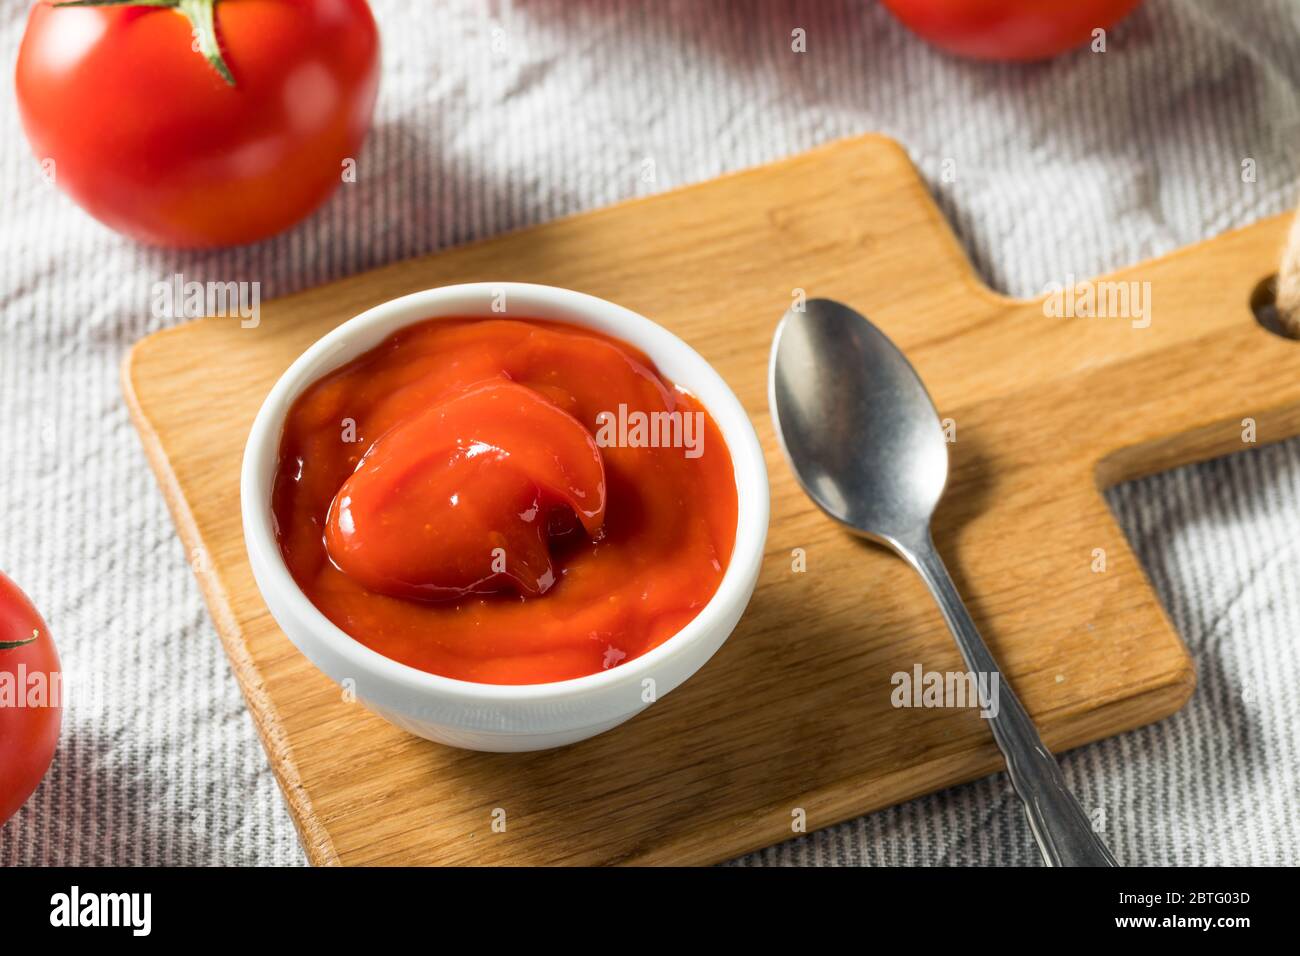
[2,0,1297,866]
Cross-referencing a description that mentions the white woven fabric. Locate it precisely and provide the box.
[2,0,1297,866]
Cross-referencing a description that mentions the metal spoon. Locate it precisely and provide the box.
[769,298,1117,867]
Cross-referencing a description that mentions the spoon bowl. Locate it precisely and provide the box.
[770,298,948,546]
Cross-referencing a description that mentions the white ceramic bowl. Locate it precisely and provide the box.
[241,283,769,752]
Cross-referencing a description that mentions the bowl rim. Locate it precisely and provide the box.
[240,281,769,707]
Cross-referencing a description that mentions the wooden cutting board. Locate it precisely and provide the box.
[123,134,1300,866]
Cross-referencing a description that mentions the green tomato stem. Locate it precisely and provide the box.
[0,631,39,650]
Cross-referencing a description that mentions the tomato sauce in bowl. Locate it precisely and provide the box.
[271,318,739,685]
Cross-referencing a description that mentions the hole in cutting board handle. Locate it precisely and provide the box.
[1250,275,1300,340]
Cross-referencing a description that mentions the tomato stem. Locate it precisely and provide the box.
[52,0,235,87]
[177,0,234,86]
[0,630,38,650]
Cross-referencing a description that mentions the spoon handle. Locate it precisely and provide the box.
[900,530,1118,867]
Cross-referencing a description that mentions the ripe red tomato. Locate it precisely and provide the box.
[15,0,381,247]
[881,0,1144,61]
[0,572,61,828]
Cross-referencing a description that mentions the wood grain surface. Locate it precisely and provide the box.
[122,134,1300,866]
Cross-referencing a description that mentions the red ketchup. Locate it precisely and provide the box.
[272,318,738,685]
